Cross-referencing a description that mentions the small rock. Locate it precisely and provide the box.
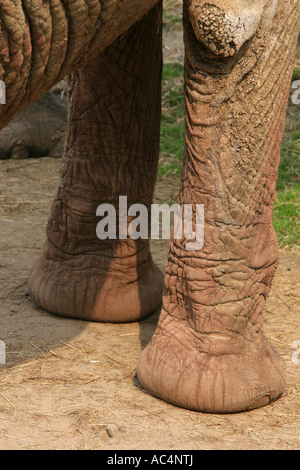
[106,423,119,438]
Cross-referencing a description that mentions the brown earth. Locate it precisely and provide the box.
[0,157,299,450]
[0,3,299,450]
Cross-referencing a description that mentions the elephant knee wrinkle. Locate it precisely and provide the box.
[187,0,268,57]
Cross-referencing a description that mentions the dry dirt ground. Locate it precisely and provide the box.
[0,157,299,451]
[0,10,299,450]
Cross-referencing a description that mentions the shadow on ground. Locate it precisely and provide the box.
[0,158,299,450]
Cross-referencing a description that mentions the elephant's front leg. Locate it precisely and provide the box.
[138,0,300,412]
[28,2,164,322]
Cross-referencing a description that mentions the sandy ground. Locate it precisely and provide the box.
[0,157,299,450]
[0,5,299,450]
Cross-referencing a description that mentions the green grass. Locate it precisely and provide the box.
[159,62,185,178]
[275,101,300,248]
[273,185,300,248]
[292,39,300,81]
[162,0,182,32]
[159,61,300,248]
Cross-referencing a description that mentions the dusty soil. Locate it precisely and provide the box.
[0,157,299,450]
[0,3,299,450]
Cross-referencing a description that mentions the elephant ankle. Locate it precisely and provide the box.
[28,242,164,322]
[137,310,286,413]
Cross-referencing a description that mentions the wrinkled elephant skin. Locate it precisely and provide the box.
[0,0,299,414]
[137,0,299,413]
[28,2,165,323]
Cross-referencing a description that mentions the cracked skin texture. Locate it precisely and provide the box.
[187,0,267,56]
[0,0,299,413]
[0,0,159,129]
[138,0,300,413]
[28,2,164,322]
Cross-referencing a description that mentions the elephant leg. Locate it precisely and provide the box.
[138,0,300,413]
[0,0,159,129]
[28,1,164,322]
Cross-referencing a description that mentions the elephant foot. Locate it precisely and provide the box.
[137,312,286,413]
[28,244,163,322]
